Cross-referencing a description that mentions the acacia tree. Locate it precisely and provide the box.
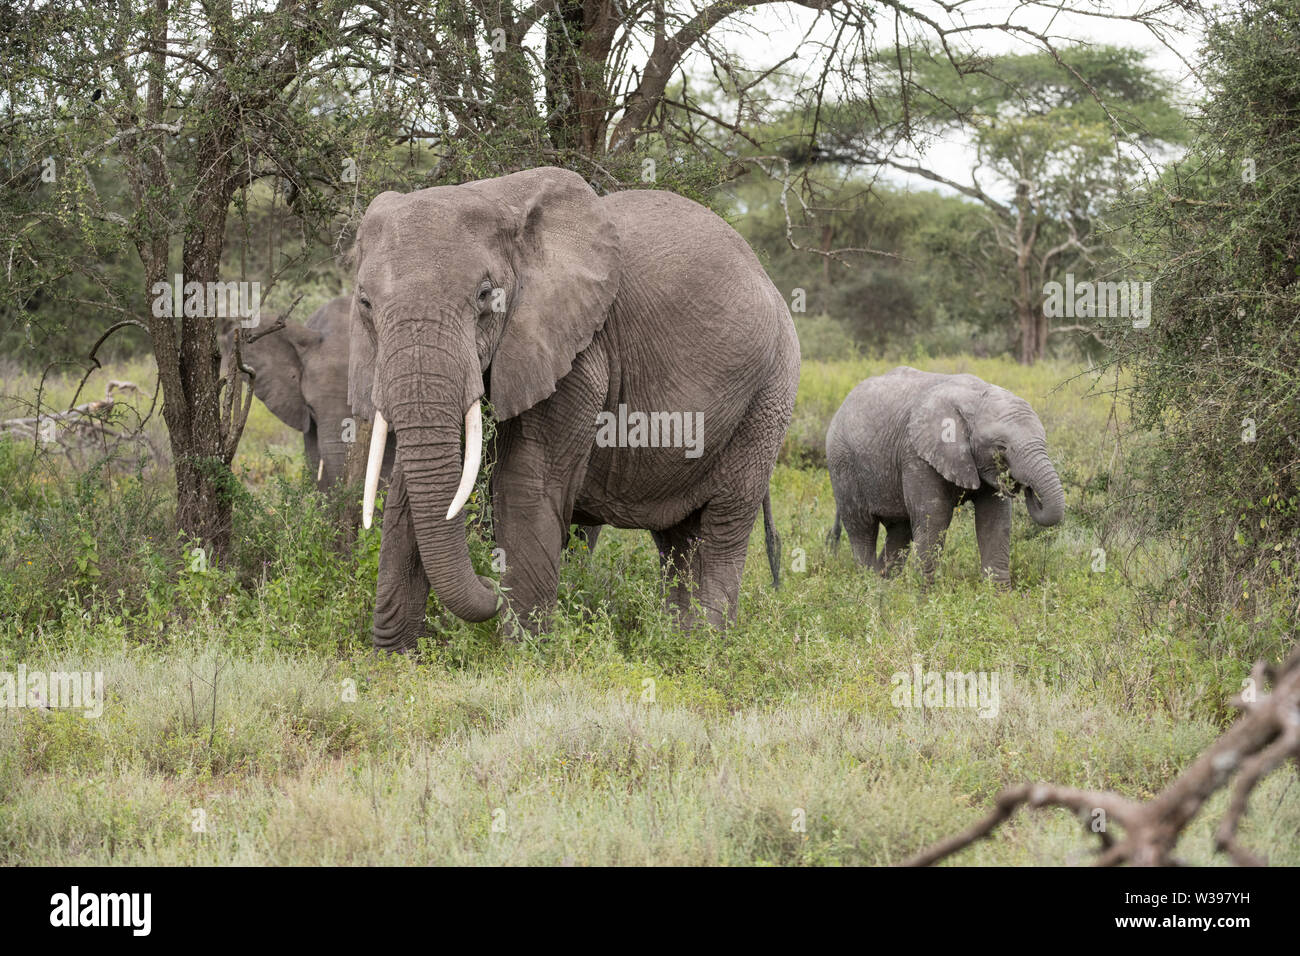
[373,2,1191,183]
[786,45,1186,362]
[2,0,398,553]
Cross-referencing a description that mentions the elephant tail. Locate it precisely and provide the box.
[827,508,842,552]
[762,490,782,590]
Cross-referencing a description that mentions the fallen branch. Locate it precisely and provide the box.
[903,642,1300,866]
[2,380,149,429]
[1,380,158,464]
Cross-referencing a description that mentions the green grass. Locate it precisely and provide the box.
[1,354,1297,865]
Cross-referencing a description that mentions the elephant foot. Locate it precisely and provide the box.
[372,602,427,654]
[371,629,421,654]
[979,566,1013,589]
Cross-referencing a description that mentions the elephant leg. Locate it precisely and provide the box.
[491,365,603,635]
[908,508,954,583]
[570,523,602,555]
[695,503,759,628]
[492,455,569,635]
[973,489,1013,586]
[843,513,881,570]
[675,371,795,628]
[903,462,960,583]
[880,519,912,576]
[372,463,431,652]
[651,512,702,622]
[653,497,761,630]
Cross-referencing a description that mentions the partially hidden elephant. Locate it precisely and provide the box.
[221,296,394,491]
[826,367,1064,584]
[350,166,800,649]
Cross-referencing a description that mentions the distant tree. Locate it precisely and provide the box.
[784,45,1187,362]
[730,174,996,352]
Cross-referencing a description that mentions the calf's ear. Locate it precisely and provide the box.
[908,381,981,490]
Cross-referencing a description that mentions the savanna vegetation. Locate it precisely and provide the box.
[2,350,1296,865]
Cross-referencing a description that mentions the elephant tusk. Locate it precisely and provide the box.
[446,401,482,520]
[317,459,324,483]
[362,411,388,530]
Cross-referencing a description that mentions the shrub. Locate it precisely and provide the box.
[1119,0,1300,622]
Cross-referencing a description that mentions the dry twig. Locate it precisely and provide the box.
[903,642,1300,866]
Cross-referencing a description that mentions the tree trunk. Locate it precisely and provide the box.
[545,0,619,155]
[1013,179,1042,365]
[1017,299,1038,364]
[168,122,239,555]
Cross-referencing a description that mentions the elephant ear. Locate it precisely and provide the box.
[466,167,622,420]
[348,292,378,422]
[242,322,323,433]
[908,380,981,490]
[348,191,401,422]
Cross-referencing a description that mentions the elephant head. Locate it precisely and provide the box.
[220,297,356,491]
[349,167,622,623]
[907,375,1065,526]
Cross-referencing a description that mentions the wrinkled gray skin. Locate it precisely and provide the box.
[220,297,394,491]
[826,367,1064,585]
[350,166,799,649]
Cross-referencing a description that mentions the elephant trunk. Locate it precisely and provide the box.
[392,415,500,622]
[1010,443,1065,526]
[379,338,499,622]
[317,435,350,490]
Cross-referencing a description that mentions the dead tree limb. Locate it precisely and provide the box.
[903,642,1300,866]
[1,380,158,466]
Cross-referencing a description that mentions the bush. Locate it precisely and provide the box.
[1120,0,1300,622]
[0,435,379,654]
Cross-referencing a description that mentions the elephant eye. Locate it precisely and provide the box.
[476,280,494,307]
[357,291,372,311]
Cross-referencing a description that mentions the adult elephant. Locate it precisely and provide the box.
[350,166,799,648]
[221,296,394,491]
[826,367,1064,585]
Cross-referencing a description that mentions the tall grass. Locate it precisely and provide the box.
[0,354,1296,865]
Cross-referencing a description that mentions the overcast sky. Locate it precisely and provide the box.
[679,0,1206,197]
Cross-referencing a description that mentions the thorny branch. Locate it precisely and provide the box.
[904,642,1300,866]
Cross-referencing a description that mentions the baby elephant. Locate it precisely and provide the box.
[826,367,1064,585]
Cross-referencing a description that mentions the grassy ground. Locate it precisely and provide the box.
[1,351,1297,865]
